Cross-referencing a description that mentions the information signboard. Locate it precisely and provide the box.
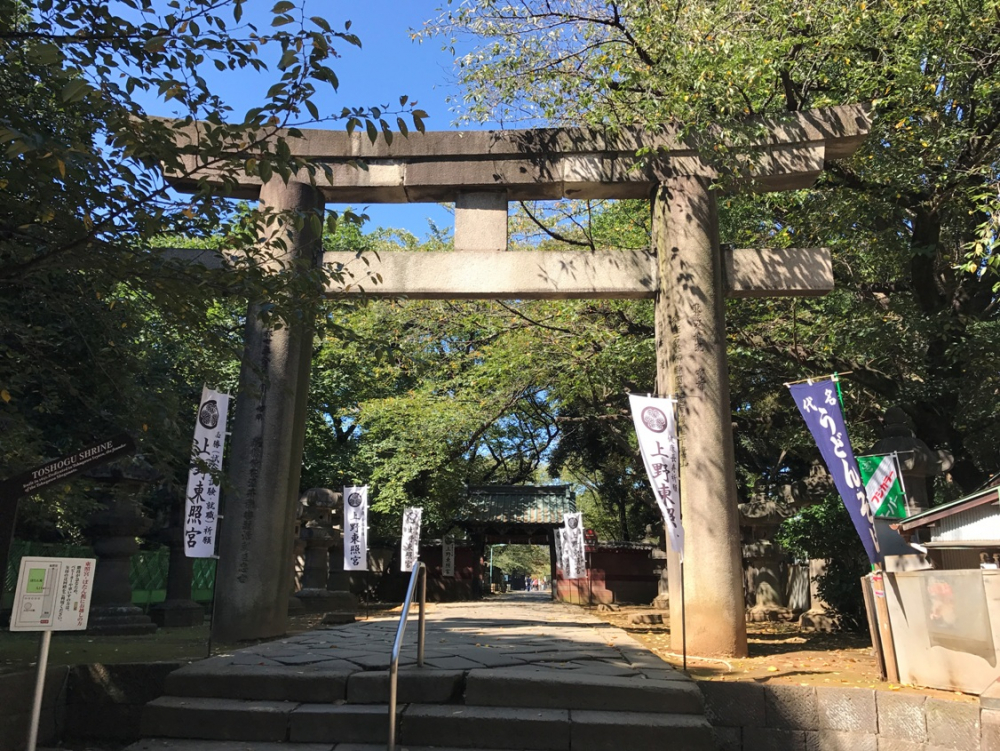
[10,556,96,632]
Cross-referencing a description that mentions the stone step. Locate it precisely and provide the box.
[164,662,351,703]
[141,699,716,750]
[128,742,532,751]
[140,697,298,742]
[400,705,570,750]
[463,666,704,713]
[346,669,465,704]
[289,704,400,744]
[163,662,465,705]
[126,741,335,751]
[570,710,716,751]
[398,704,715,751]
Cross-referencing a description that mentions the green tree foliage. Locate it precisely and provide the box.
[490,544,550,577]
[420,0,1000,503]
[0,0,423,538]
[775,493,870,629]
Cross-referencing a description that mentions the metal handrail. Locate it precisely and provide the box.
[388,561,426,751]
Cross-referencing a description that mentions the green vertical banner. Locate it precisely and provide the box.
[857,453,907,518]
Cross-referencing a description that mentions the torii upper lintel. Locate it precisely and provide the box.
[163,103,870,203]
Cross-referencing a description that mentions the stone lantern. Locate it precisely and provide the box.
[84,460,159,635]
[868,406,953,514]
[740,485,802,622]
[294,488,355,617]
[740,464,830,623]
[149,487,204,628]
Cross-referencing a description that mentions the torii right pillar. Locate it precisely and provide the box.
[653,173,749,658]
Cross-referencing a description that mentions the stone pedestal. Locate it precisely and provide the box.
[149,502,204,628]
[650,548,670,609]
[799,558,840,632]
[213,179,325,641]
[86,497,157,635]
[653,176,748,657]
[288,515,306,614]
[744,541,795,622]
[149,528,203,627]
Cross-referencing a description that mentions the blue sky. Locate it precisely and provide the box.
[317,1,471,235]
[191,1,480,237]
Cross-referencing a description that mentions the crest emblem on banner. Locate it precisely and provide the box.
[641,407,668,432]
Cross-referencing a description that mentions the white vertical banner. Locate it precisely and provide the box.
[400,507,423,572]
[553,526,564,575]
[442,535,455,578]
[184,386,230,558]
[563,512,586,580]
[343,486,369,571]
[628,394,684,556]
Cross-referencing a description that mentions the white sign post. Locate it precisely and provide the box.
[184,386,230,558]
[400,507,423,572]
[11,556,96,751]
[344,486,369,571]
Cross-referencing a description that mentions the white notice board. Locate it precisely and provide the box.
[10,557,96,631]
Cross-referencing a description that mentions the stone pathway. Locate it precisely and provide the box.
[134,592,716,750]
[205,591,681,681]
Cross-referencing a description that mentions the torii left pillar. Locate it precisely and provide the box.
[214,179,324,641]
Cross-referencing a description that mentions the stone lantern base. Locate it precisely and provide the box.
[149,600,204,628]
[87,605,159,636]
[294,588,357,615]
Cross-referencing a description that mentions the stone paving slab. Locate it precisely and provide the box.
[186,593,685,686]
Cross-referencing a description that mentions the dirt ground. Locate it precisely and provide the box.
[589,604,977,703]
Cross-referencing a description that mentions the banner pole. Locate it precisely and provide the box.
[588,549,593,606]
[893,452,909,508]
[205,554,220,658]
[783,371,853,387]
[675,394,687,673]
[26,630,52,751]
[206,462,229,657]
[680,554,687,673]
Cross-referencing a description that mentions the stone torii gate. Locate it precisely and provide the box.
[166,104,870,656]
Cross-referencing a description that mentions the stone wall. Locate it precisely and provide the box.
[0,662,179,750]
[699,681,997,751]
[0,666,68,751]
[64,662,180,741]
